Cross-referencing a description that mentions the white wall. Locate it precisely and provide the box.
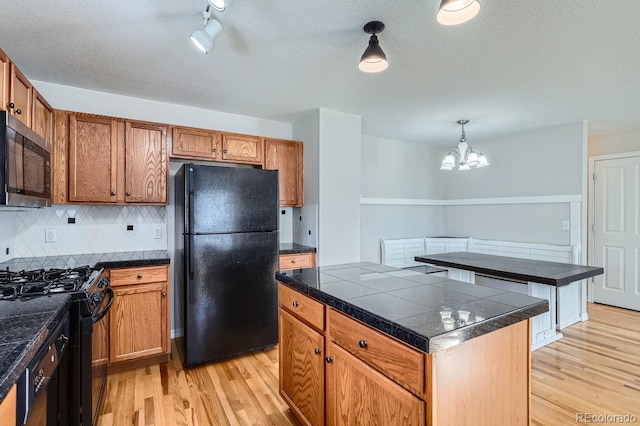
[444,122,585,199]
[0,213,16,263]
[589,129,640,156]
[317,109,361,265]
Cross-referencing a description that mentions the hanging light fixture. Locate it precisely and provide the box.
[359,21,388,73]
[437,0,481,26]
[190,5,223,54]
[208,0,232,12]
[440,120,489,170]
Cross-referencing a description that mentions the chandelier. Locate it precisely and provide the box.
[440,119,489,170]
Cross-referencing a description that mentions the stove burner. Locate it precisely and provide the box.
[0,265,94,300]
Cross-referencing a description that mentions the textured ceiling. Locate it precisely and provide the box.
[1,0,639,145]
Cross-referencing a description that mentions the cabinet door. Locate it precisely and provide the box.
[0,49,9,113]
[9,63,32,127]
[110,282,167,364]
[265,139,303,207]
[279,309,325,426]
[32,89,53,142]
[326,342,425,426]
[171,126,220,160]
[92,310,109,368]
[222,133,263,164]
[69,115,120,203]
[124,121,167,204]
[0,384,16,426]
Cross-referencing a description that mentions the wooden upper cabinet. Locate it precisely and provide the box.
[0,49,9,113]
[171,126,220,160]
[265,138,303,207]
[32,89,53,142]
[125,121,168,204]
[222,133,263,164]
[68,114,120,203]
[8,63,32,127]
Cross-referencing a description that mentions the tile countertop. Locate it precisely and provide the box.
[276,262,549,353]
[0,250,170,271]
[0,294,71,402]
[279,243,316,255]
[416,252,604,287]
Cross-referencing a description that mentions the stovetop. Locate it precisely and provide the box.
[0,266,96,300]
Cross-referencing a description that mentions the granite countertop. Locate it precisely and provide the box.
[416,252,604,287]
[0,295,71,402]
[279,243,316,255]
[0,250,170,272]
[276,262,548,353]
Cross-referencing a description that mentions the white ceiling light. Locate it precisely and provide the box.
[440,120,489,170]
[437,0,481,26]
[359,21,388,73]
[208,0,233,12]
[190,6,222,54]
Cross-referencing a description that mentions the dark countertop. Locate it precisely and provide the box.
[276,262,548,353]
[279,243,316,255]
[0,250,170,271]
[0,295,71,402]
[416,252,604,287]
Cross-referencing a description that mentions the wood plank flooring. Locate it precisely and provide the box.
[97,303,640,425]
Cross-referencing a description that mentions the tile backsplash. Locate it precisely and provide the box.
[293,203,318,248]
[0,204,168,259]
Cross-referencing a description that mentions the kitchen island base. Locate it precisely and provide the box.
[279,283,532,426]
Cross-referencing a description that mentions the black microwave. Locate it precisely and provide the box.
[0,110,51,208]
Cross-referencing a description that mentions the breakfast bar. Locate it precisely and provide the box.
[276,262,548,425]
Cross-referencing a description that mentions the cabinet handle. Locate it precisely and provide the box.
[15,109,21,115]
[291,259,296,264]
[292,301,299,308]
[126,192,131,196]
[325,356,333,363]
[314,348,321,355]
[162,292,167,297]
[212,148,217,153]
[358,340,368,348]
[137,274,143,279]
[223,149,228,154]
[110,191,116,196]
[6,103,14,109]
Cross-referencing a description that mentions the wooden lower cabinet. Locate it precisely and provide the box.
[279,309,325,426]
[107,265,170,369]
[0,384,16,426]
[279,252,316,271]
[326,342,425,426]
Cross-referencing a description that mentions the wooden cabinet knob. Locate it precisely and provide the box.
[6,103,14,109]
[292,301,299,307]
[212,148,217,153]
[358,340,368,348]
[162,292,167,297]
[291,259,296,264]
[137,274,143,279]
[325,357,333,363]
[111,191,116,196]
[223,149,228,153]
[126,192,131,196]
[15,109,21,115]
[314,348,321,355]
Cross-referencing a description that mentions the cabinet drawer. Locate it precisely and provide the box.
[279,253,315,271]
[110,265,168,286]
[279,284,324,331]
[328,309,424,395]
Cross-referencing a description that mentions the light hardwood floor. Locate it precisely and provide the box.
[97,303,640,426]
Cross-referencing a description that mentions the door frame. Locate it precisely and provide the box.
[587,150,640,302]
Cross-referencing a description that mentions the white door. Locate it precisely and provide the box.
[593,156,640,311]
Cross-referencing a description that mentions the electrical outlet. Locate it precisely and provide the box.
[45,229,56,243]
[153,227,162,239]
[562,220,570,231]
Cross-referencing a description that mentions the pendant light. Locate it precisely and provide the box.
[359,21,388,73]
[440,120,489,170]
[190,5,223,54]
[437,0,481,26]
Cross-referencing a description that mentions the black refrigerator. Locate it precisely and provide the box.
[175,164,279,367]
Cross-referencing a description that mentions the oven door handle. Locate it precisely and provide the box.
[92,288,114,324]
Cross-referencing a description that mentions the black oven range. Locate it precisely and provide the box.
[1,265,112,426]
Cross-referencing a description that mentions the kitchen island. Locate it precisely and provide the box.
[415,252,604,349]
[276,262,548,426]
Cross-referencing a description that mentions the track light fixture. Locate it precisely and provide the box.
[190,5,222,54]
[208,0,233,13]
[437,0,481,26]
[359,21,388,73]
[440,120,489,170]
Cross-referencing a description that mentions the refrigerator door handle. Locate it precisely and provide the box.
[187,235,195,303]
